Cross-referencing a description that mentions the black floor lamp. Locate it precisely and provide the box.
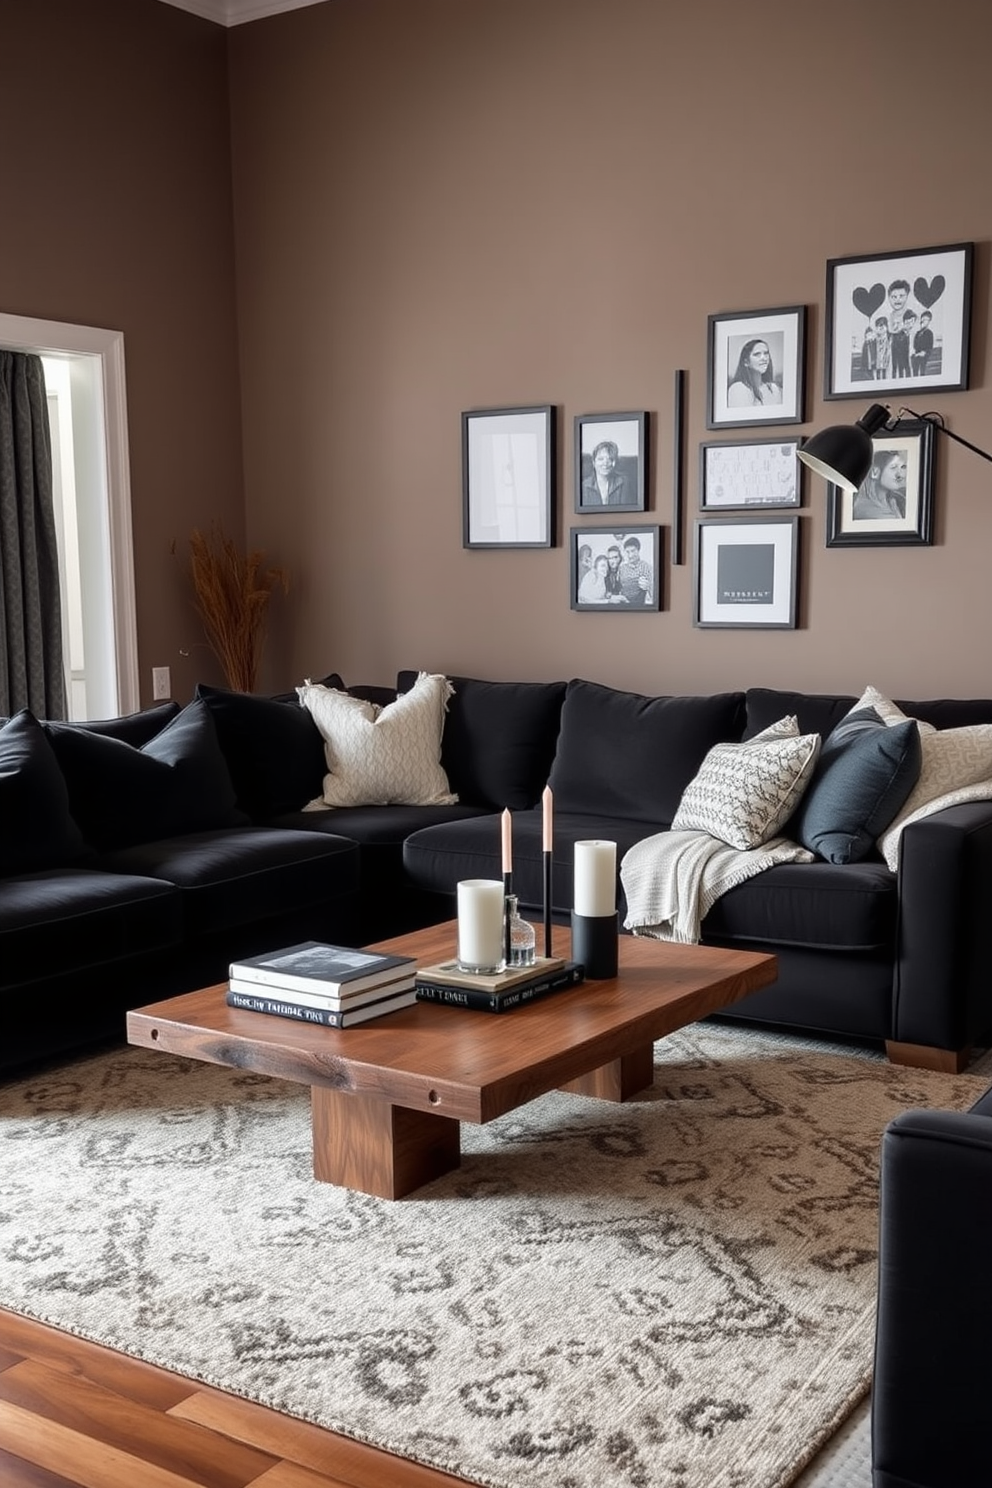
[797,402,992,491]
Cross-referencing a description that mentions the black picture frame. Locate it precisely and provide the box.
[574,411,647,513]
[462,405,556,548]
[825,242,973,399]
[693,517,799,629]
[699,437,804,511]
[570,525,662,612]
[826,418,935,548]
[706,306,806,430]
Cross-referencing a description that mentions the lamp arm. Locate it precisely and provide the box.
[897,407,992,466]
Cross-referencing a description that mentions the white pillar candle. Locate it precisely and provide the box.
[457,879,506,972]
[573,841,617,918]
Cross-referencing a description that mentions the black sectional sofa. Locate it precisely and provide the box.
[4,670,992,1077]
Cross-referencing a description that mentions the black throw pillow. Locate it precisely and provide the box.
[789,707,922,864]
[0,710,87,874]
[45,699,244,850]
[548,679,747,825]
[193,682,331,817]
[397,671,567,809]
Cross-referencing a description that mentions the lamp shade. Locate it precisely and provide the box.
[797,403,891,493]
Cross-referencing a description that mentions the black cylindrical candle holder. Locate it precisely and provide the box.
[570,911,619,980]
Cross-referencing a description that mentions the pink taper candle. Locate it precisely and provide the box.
[542,786,553,851]
[501,809,513,875]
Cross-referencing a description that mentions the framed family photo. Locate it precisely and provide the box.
[699,437,803,511]
[462,405,556,548]
[570,525,661,612]
[574,411,647,513]
[693,517,798,629]
[825,242,973,398]
[826,417,935,548]
[706,306,806,429]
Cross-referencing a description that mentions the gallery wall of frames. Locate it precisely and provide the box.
[461,241,973,632]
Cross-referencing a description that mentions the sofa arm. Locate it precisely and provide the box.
[893,802,992,1053]
[872,1106,992,1488]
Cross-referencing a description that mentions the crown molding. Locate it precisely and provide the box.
[155,0,325,26]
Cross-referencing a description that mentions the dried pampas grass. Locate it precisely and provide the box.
[187,525,288,693]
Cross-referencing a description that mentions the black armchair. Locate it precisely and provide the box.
[872,1084,992,1487]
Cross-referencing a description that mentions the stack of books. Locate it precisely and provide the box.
[415,957,584,1013]
[226,941,418,1028]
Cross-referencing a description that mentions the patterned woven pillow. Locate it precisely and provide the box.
[297,672,458,808]
[671,716,820,850]
[877,722,992,869]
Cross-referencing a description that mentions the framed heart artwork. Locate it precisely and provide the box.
[825,242,974,399]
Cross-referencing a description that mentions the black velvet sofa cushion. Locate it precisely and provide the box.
[397,671,567,809]
[93,827,360,938]
[403,808,669,919]
[195,682,332,816]
[703,859,898,951]
[71,700,181,745]
[45,700,245,851]
[547,680,747,825]
[0,711,88,875]
[744,688,992,738]
[0,867,182,985]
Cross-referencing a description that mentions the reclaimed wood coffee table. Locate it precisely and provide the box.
[127,921,776,1200]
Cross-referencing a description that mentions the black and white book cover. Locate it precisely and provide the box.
[229,940,415,994]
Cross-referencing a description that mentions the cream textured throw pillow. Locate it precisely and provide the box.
[877,723,992,869]
[671,716,820,851]
[850,684,936,735]
[297,672,458,808]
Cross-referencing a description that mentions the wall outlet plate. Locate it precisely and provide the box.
[152,667,171,700]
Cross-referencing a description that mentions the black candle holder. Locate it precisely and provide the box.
[570,910,619,980]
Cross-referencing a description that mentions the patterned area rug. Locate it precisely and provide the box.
[0,1024,983,1488]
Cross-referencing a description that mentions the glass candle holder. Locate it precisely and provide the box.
[456,879,506,974]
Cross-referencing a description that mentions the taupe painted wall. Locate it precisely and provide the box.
[229,0,992,699]
[3,0,990,706]
[0,0,243,704]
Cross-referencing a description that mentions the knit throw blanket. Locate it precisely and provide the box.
[621,829,814,944]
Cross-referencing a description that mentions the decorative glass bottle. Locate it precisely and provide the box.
[506,894,536,968]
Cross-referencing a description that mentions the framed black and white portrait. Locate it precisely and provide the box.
[693,517,798,629]
[574,411,647,513]
[706,306,806,430]
[570,525,662,612]
[826,418,935,548]
[699,437,804,511]
[462,405,556,548]
[825,242,973,398]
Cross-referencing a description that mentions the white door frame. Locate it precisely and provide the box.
[0,311,139,715]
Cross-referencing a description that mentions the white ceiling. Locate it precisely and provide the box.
[154,0,324,25]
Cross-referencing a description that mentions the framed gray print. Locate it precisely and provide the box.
[700,437,804,510]
[570,525,661,611]
[826,417,935,547]
[694,517,798,628]
[575,411,647,512]
[825,242,973,398]
[462,405,555,548]
[707,306,806,429]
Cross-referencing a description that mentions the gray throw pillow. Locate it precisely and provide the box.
[790,708,922,864]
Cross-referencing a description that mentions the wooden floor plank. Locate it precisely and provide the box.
[0,1360,278,1488]
[0,1313,195,1412]
[0,1310,475,1488]
[0,1443,81,1487]
[0,1399,207,1488]
[172,1392,469,1488]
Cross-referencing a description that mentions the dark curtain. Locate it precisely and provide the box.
[0,351,66,719]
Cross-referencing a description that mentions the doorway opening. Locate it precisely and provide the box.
[0,312,138,718]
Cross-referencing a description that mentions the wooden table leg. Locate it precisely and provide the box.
[310,1086,461,1199]
[559,1042,655,1102]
